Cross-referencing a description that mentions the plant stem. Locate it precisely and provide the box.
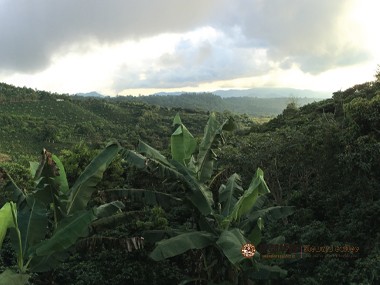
[10,202,24,272]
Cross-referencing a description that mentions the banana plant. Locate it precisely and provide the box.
[121,113,294,284]
[122,113,234,216]
[0,142,124,284]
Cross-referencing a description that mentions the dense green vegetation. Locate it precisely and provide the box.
[0,82,320,156]
[0,78,379,284]
[220,81,380,284]
[0,83,214,156]
[117,92,321,116]
[0,143,129,284]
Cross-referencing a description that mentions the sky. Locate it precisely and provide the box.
[0,0,379,96]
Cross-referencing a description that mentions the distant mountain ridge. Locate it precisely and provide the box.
[117,92,322,116]
[213,87,331,98]
[75,91,107,98]
[151,87,331,98]
[75,88,331,99]
[71,88,329,116]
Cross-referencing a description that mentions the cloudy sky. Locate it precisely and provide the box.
[0,0,379,96]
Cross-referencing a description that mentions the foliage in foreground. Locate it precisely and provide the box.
[0,113,292,284]
[0,143,128,284]
[121,113,294,284]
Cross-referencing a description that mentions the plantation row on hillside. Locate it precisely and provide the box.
[0,83,219,157]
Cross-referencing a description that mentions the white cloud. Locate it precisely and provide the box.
[0,0,378,95]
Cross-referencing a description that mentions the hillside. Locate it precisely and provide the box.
[219,80,380,284]
[152,87,331,98]
[0,82,213,156]
[213,87,331,98]
[0,80,379,284]
[0,82,320,156]
[116,92,321,116]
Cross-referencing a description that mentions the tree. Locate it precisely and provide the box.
[40,123,59,143]
[375,64,380,82]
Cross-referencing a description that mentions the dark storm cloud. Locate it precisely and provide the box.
[0,0,371,81]
[0,0,218,72]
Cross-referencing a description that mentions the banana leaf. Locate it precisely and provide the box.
[216,228,248,265]
[16,196,47,259]
[196,113,220,182]
[66,142,121,214]
[0,269,29,285]
[150,231,215,261]
[0,202,16,249]
[196,114,235,183]
[137,140,172,167]
[247,225,262,246]
[51,154,69,195]
[147,159,184,181]
[228,168,270,222]
[122,149,147,169]
[27,251,69,273]
[30,149,69,223]
[29,161,40,179]
[33,180,66,227]
[198,150,216,183]
[171,160,213,215]
[171,113,197,164]
[32,210,96,257]
[240,206,295,233]
[122,149,184,182]
[251,195,268,211]
[105,189,182,208]
[94,201,125,218]
[219,173,243,217]
[125,148,212,215]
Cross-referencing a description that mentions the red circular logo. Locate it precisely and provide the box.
[241,243,256,258]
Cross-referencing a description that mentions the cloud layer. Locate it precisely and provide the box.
[0,0,374,93]
[0,0,218,72]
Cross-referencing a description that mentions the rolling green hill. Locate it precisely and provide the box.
[0,79,379,284]
[219,80,380,284]
[0,83,216,157]
[116,92,322,116]
[1,82,305,157]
